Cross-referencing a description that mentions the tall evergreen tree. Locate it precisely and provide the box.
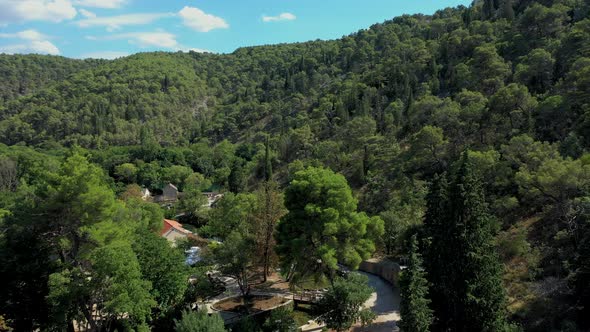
[399,235,433,332]
[264,135,272,181]
[423,154,508,331]
[501,0,514,21]
[450,154,508,331]
[422,173,452,330]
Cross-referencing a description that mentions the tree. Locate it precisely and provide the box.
[184,172,211,192]
[422,173,452,330]
[399,235,433,332]
[120,183,143,201]
[501,0,514,20]
[203,193,256,239]
[6,153,158,330]
[162,165,193,189]
[407,125,448,175]
[264,135,273,181]
[489,83,537,137]
[177,189,208,221]
[515,49,555,94]
[424,154,508,331]
[209,231,256,297]
[132,230,189,311]
[276,167,384,284]
[0,156,17,192]
[315,273,375,332]
[114,163,138,183]
[262,306,298,332]
[469,44,511,94]
[253,181,287,282]
[174,309,226,332]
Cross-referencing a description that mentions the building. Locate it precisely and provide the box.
[161,219,192,244]
[202,192,224,207]
[140,187,151,201]
[162,183,179,201]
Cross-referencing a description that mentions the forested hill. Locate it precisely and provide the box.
[1,0,589,149]
[1,0,590,330]
[0,54,104,104]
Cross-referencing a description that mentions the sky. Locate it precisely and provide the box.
[0,0,473,59]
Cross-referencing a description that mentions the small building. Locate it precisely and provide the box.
[161,219,192,244]
[162,183,179,201]
[202,192,224,208]
[140,187,151,201]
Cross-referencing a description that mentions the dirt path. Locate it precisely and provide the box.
[351,271,401,332]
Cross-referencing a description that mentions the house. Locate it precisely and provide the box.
[161,219,192,244]
[140,187,151,201]
[162,183,179,201]
[202,192,224,208]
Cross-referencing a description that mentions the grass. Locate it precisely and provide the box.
[292,306,313,327]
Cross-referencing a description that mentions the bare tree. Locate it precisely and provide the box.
[0,157,18,192]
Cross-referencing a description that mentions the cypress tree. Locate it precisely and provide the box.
[422,173,453,330]
[423,155,508,331]
[483,0,494,19]
[264,135,273,181]
[400,234,433,332]
[447,153,508,331]
[501,0,515,21]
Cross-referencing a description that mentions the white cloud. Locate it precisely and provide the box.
[0,0,77,24]
[0,29,48,40]
[178,6,228,32]
[81,50,128,59]
[75,0,127,9]
[79,8,96,18]
[75,13,172,31]
[89,31,179,49]
[262,12,296,22]
[0,29,59,54]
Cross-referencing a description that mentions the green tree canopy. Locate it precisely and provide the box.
[174,309,226,332]
[276,166,383,284]
[315,273,375,332]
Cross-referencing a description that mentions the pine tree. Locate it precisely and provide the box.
[399,234,433,332]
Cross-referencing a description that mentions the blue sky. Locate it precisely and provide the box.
[0,0,472,59]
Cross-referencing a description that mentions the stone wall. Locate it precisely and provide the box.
[358,258,401,287]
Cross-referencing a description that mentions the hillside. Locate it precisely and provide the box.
[0,54,104,105]
[0,0,589,331]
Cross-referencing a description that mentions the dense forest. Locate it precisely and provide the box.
[1,0,590,331]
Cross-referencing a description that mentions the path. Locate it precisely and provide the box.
[351,271,400,332]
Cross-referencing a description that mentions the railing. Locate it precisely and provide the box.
[293,290,323,304]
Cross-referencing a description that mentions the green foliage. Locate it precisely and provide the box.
[276,167,383,283]
[1,0,590,329]
[315,273,374,332]
[114,162,138,183]
[399,235,433,332]
[262,306,297,332]
[253,181,287,281]
[174,309,226,332]
[133,230,189,310]
[203,192,257,239]
[208,231,256,297]
[423,154,508,331]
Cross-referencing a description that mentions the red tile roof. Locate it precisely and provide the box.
[161,219,191,236]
